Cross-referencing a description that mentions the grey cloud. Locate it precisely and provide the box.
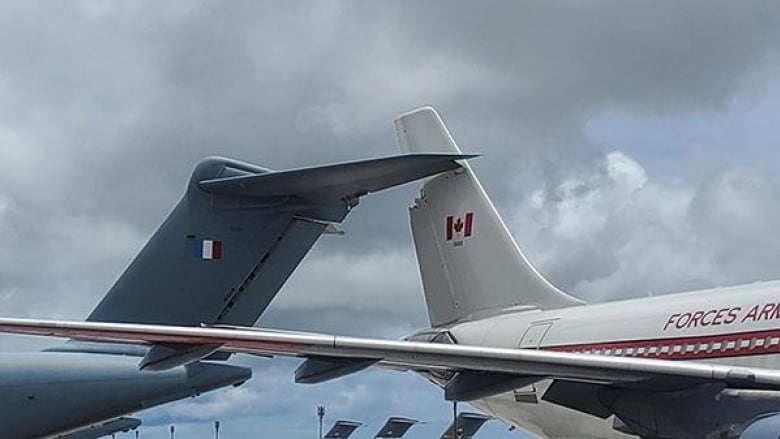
[688,169,780,279]
[258,244,431,337]
[395,1,780,111]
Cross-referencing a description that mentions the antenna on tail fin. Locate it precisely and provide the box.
[397,107,583,327]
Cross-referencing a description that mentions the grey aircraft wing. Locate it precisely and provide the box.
[9,318,780,438]
[57,417,141,439]
[1,318,780,397]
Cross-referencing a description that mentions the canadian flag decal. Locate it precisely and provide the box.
[446,212,474,246]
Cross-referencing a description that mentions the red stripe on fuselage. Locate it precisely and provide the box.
[543,328,780,360]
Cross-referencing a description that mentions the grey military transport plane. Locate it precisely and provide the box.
[0,152,468,439]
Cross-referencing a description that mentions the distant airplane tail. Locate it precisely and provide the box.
[373,417,418,439]
[439,412,492,439]
[397,107,583,327]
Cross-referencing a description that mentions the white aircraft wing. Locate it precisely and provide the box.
[0,317,777,393]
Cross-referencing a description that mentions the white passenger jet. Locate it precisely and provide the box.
[3,108,780,439]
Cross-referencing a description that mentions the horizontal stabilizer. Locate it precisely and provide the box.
[199,153,476,201]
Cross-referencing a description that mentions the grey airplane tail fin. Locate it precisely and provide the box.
[87,153,469,331]
[398,107,584,327]
[374,417,418,439]
[324,420,363,439]
[440,412,492,439]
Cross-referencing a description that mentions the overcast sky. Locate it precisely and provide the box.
[2,1,780,438]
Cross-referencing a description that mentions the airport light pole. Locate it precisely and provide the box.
[452,401,458,439]
[317,405,326,439]
[170,425,175,439]
[215,420,221,439]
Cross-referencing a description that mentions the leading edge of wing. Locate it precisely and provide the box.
[0,317,776,389]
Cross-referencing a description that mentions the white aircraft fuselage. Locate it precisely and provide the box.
[451,281,780,438]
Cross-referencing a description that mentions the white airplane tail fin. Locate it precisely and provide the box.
[397,107,584,327]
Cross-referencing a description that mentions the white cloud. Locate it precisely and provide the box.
[161,386,262,421]
[511,150,780,302]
